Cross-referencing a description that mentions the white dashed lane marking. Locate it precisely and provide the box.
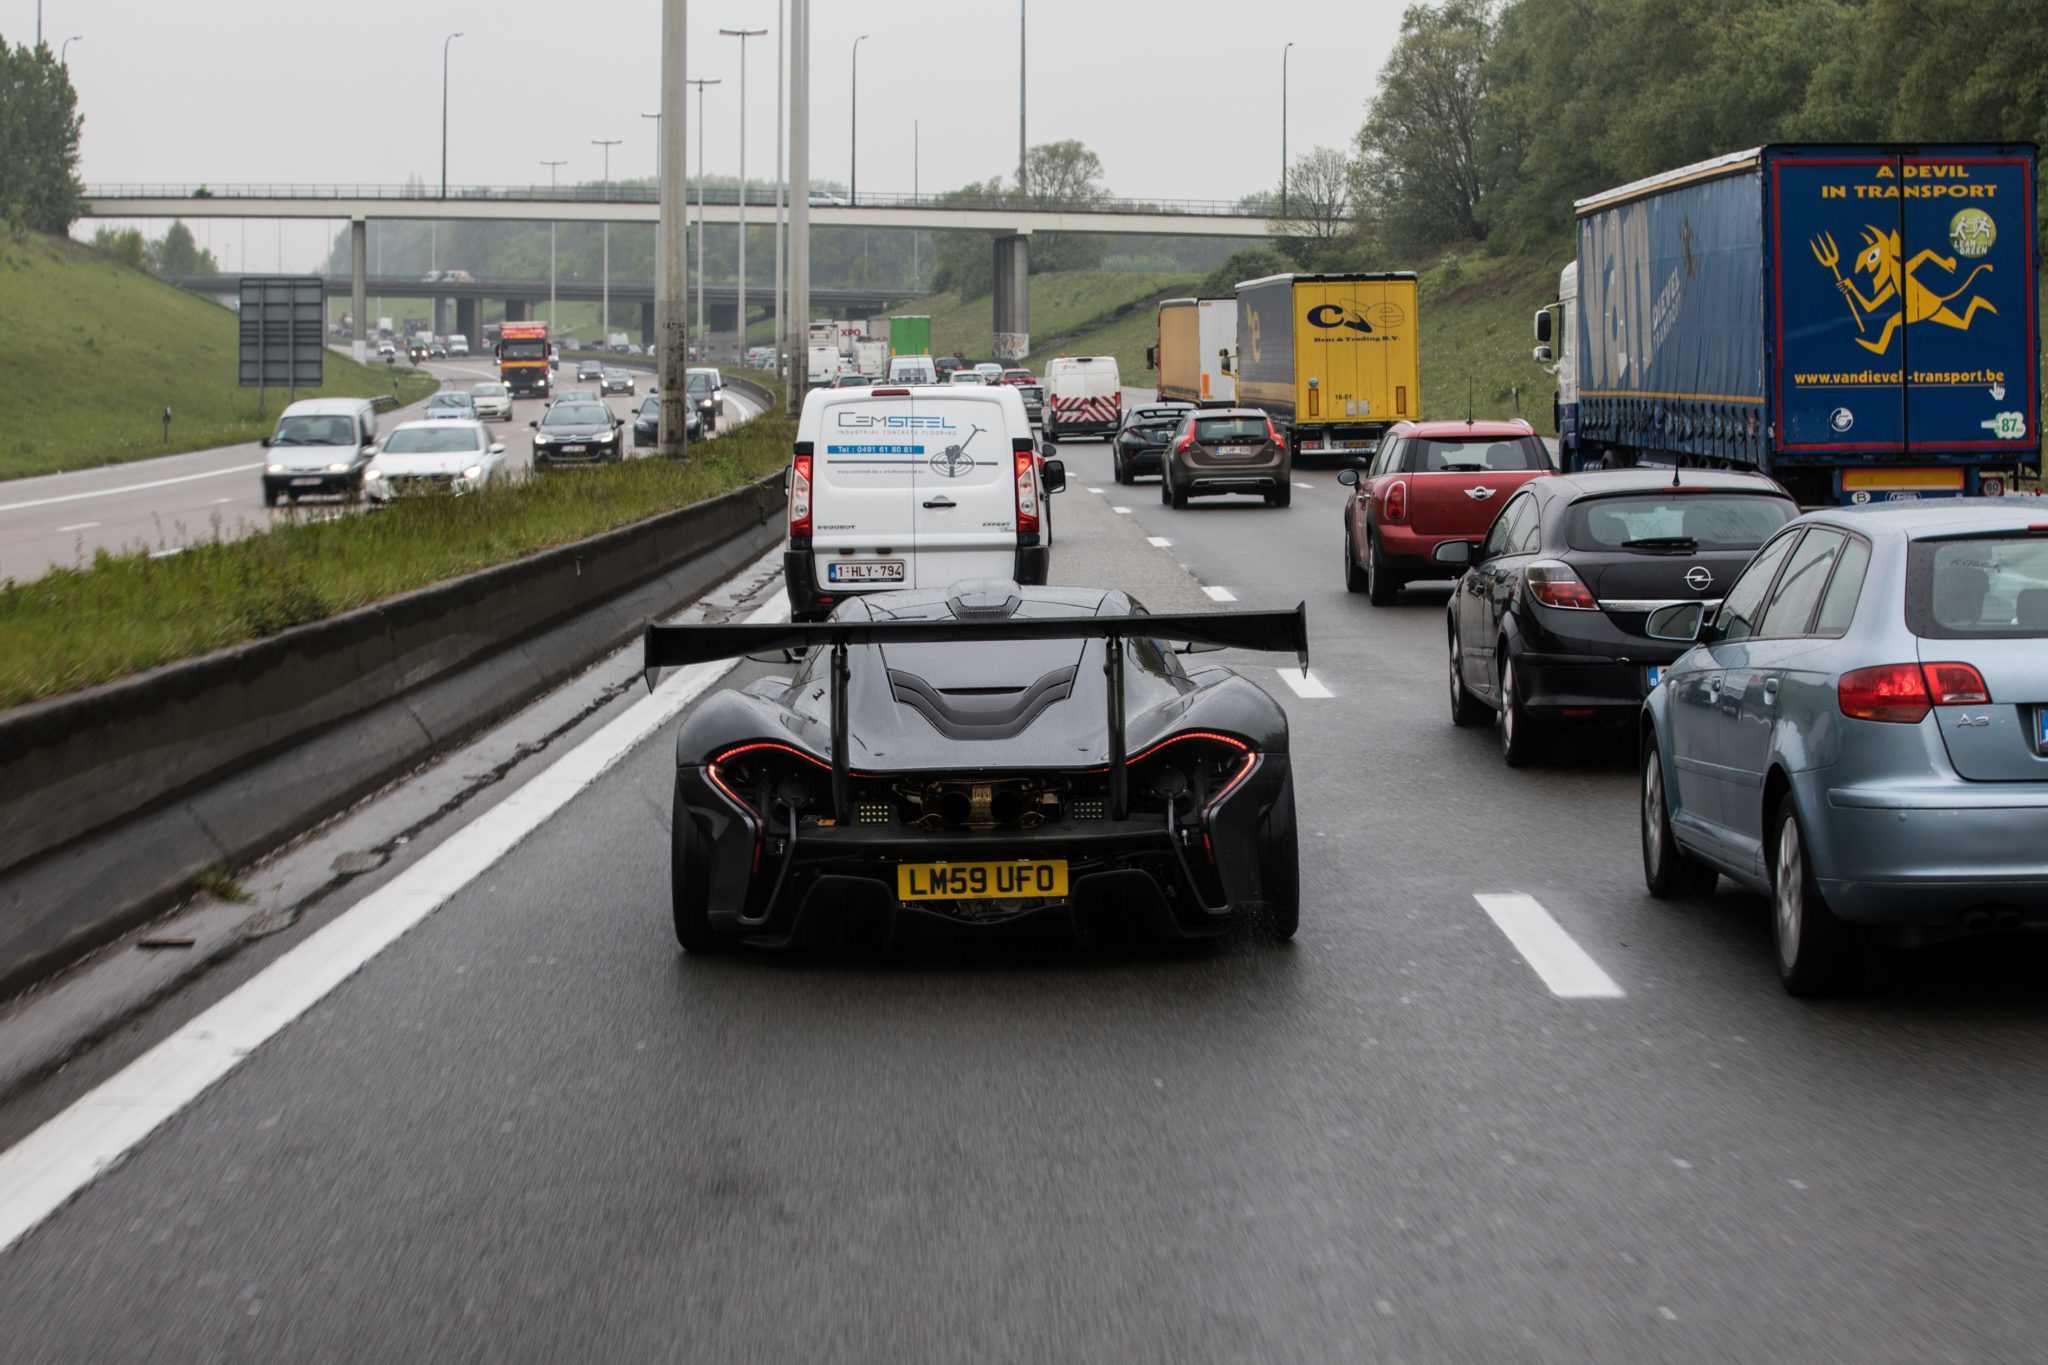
[1086,486,1103,495]
[1202,586,1236,602]
[1294,482,1313,490]
[1473,894,1625,999]
[1112,506,1132,515]
[56,522,99,533]
[1276,669,1334,699]
[1147,536,1172,548]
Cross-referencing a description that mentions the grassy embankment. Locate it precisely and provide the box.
[0,385,793,709]
[3,233,437,480]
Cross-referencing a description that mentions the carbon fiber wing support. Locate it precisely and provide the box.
[645,605,1309,821]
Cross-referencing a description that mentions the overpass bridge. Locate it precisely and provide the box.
[84,184,1279,360]
[160,273,919,350]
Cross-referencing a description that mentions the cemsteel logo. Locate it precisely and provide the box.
[836,412,956,431]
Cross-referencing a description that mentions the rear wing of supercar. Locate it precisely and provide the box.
[644,605,1309,823]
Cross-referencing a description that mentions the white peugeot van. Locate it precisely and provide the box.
[1042,355,1123,441]
[261,397,381,505]
[785,384,1065,620]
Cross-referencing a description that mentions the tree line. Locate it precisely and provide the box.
[0,34,83,234]
[1355,0,2048,258]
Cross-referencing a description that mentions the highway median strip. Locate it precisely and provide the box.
[0,397,793,710]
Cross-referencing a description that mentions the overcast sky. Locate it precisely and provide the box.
[26,0,1404,269]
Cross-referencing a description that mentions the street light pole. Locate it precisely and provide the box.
[592,138,621,344]
[59,34,82,65]
[440,32,464,199]
[686,76,720,356]
[540,158,566,330]
[722,27,767,368]
[1018,3,1026,193]
[642,109,664,336]
[849,34,869,205]
[658,0,690,459]
[787,0,809,417]
[774,0,787,385]
[1281,41,1294,217]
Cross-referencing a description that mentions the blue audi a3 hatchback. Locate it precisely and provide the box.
[1638,500,2048,994]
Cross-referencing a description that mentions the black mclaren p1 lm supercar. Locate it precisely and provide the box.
[642,580,1310,952]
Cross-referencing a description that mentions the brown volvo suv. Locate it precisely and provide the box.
[1160,408,1294,508]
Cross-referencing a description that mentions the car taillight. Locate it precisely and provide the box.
[1524,560,1598,610]
[1014,450,1039,533]
[789,453,813,537]
[1265,418,1281,446]
[1384,479,1408,522]
[1922,661,1992,706]
[1176,434,1197,453]
[1838,664,1931,723]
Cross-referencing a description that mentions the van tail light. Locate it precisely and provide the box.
[1014,450,1040,533]
[1384,479,1408,523]
[1524,560,1598,610]
[1921,661,1991,706]
[789,453,813,537]
[871,387,911,396]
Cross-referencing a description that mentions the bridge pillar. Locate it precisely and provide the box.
[992,233,1030,360]
[503,298,529,322]
[455,297,480,353]
[639,300,656,348]
[350,219,367,365]
[709,299,739,358]
[433,297,449,339]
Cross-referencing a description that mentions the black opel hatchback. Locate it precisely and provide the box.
[1438,469,1798,766]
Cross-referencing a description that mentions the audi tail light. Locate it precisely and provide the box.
[1840,661,1990,723]
[1838,664,1931,723]
[1384,479,1408,523]
[1014,450,1040,533]
[1923,661,1991,705]
[1525,560,1598,610]
[789,453,813,537]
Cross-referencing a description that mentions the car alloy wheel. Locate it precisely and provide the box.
[1497,653,1542,767]
[1641,742,1715,898]
[1365,530,1397,606]
[1447,626,1484,727]
[1771,798,1847,995]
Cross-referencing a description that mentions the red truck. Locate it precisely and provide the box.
[1337,418,1555,605]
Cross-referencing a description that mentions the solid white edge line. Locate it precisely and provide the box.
[0,594,789,1255]
[1276,668,1334,699]
[0,462,267,514]
[1473,893,1625,999]
[1201,586,1236,602]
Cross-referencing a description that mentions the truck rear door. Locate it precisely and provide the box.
[1293,279,1417,435]
[1770,146,2036,473]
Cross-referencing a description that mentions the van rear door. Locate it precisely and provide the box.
[909,392,1016,588]
[810,394,919,593]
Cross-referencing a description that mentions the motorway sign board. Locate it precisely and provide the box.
[238,275,326,392]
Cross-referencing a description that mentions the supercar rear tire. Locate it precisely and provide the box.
[1257,776,1300,942]
[671,775,727,954]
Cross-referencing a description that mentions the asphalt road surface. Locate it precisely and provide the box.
[0,356,754,584]
[2,414,2047,1363]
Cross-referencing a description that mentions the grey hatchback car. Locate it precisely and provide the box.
[1639,501,2048,994]
[1160,408,1292,508]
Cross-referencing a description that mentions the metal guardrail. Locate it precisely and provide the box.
[86,184,1268,218]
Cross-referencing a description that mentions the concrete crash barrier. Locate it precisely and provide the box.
[0,451,786,1000]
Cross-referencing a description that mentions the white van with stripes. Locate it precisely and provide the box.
[784,384,1066,621]
[1042,355,1123,440]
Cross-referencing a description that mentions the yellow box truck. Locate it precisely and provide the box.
[1231,272,1419,454]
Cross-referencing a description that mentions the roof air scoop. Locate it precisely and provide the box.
[945,579,1023,620]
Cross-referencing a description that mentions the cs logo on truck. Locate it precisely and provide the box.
[1306,299,1408,334]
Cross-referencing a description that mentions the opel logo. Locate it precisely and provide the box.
[1684,566,1713,591]
[1464,486,1495,501]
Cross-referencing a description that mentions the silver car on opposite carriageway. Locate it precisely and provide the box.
[1639,499,2048,995]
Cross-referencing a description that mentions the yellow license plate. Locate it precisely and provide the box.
[896,860,1069,901]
